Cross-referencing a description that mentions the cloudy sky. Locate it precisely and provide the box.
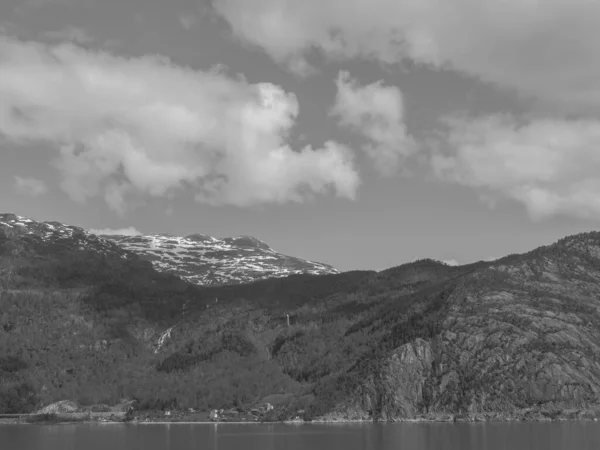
[1,0,600,270]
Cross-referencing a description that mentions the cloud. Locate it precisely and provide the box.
[41,27,94,45]
[17,0,90,11]
[441,259,460,266]
[88,226,142,236]
[215,0,600,222]
[331,71,416,175]
[0,37,360,214]
[13,175,48,196]
[286,56,318,77]
[179,15,197,30]
[214,0,600,111]
[431,114,600,221]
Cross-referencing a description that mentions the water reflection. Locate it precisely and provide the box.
[2,421,600,450]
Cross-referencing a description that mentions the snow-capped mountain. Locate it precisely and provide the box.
[0,213,132,259]
[0,213,338,286]
[101,232,338,286]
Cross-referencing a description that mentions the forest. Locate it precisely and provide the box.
[0,225,482,418]
[4,223,600,420]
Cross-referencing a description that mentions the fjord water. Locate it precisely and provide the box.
[2,422,600,450]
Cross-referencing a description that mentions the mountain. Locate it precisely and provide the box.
[0,213,337,286]
[322,237,600,421]
[3,211,600,422]
[101,232,337,286]
[0,213,131,260]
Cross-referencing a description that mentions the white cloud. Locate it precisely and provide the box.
[431,114,600,220]
[441,259,460,266]
[214,0,600,110]
[0,37,360,214]
[331,71,416,175]
[88,226,142,236]
[14,175,48,196]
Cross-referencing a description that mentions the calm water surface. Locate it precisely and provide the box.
[1,422,600,450]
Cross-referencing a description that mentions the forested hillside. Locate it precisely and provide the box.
[4,214,600,421]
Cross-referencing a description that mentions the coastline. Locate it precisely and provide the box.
[3,408,600,426]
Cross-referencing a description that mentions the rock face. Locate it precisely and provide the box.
[36,400,80,414]
[335,339,434,421]
[329,234,600,421]
[101,232,337,286]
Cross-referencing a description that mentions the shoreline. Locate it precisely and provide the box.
[3,410,600,426]
[3,418,600,426]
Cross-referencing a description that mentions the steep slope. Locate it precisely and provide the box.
[318,234,600,421]
[157,237,600,421]
[102,232,338,286]
[0,213,296,414]
[4,211,600,422]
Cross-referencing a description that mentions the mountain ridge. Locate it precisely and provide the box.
[101,231,338,286]
[0,213,338,286]
[3,212,600,423]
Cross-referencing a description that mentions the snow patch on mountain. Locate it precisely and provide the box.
[101,232,338,286]
[0,213,338,287]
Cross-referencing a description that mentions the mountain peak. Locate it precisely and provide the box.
[1,213,338,286]
[553,230,600,255]
[221,235,272,251]
[185,233,219,243]
[0,213,132,259]
[102,231,335,286]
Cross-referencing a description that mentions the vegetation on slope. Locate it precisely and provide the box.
[4,221,600,421]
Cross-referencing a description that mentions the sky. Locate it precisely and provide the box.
[2,0,600,271]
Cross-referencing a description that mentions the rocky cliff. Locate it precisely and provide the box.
[321,236,600,421]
